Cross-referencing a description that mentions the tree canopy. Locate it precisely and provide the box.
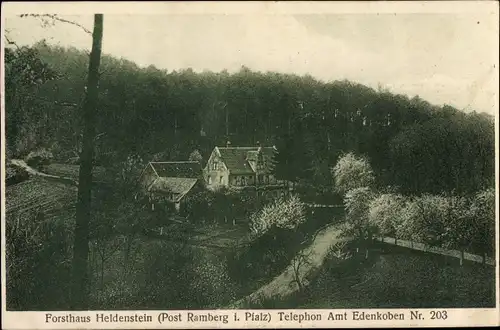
[4,42,495,196]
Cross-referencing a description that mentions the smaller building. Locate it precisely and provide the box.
[138,161,202,213]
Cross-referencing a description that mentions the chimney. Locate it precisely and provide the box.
[257,141,262,153]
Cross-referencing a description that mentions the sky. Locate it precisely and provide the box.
[3,2,499,116]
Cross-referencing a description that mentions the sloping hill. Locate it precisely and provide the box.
[6,177,77,220]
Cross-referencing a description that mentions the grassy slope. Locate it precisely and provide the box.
[297,243,496,309]
[5,177,77,218]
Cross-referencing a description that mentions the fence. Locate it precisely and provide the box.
[303,203,343,208]
[376,236,495,266]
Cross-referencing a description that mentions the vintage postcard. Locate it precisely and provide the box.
[1,1,499,329]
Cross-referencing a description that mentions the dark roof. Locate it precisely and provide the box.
[149,177,198,202]
[150,161,201,179]
[217,147,276,175]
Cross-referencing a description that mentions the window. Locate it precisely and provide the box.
[208,176,212,184]
[219,176,223,183]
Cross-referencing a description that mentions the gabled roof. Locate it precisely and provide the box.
[149,177,198,202]
[150,161,201,178]
[216,147,277,175]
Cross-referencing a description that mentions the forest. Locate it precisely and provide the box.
[4,34,496,311]
[5,40,495,197]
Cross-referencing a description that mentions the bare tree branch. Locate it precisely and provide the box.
[19,14,92,35]
[4,35,20,50]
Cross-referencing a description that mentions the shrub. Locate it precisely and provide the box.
[188,253,238,308]
[6,164,29,186]
[25,148,53,167]
[6,210,73,310]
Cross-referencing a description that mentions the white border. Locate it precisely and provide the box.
[1,1,499,329]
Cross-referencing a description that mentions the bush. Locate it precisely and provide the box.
[228,227,302,285]
[6,164,29,186]
[25,148,53,168]
[6,210,73,310]
[188,252,238,308]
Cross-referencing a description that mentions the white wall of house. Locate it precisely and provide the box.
[204,148,230,189]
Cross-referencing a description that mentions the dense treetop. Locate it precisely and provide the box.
[5,41,495,195]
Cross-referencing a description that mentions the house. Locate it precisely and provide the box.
[138,161,202,213]
[204,144,291,198]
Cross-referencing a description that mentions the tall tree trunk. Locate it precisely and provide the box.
[70,14,103,310]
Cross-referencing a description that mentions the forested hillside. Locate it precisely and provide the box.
[5,41,495,195]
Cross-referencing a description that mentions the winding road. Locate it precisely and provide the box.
[10,159,78,186]
[228,224,343,308]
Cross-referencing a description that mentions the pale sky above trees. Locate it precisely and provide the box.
[3,2,498,115]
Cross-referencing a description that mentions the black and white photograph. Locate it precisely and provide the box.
[1,1,498,328]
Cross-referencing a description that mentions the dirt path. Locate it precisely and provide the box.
[227,224,343,308]
[10,159,78,186]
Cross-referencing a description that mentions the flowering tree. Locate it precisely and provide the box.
[409,194,450,247]
[249,195,306,237]
[468,188,495,261]
[332,152,375,196]
[434,195,473,265]
[368,193,406,241]
[343,187,376,244]
[393,198,420,242]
